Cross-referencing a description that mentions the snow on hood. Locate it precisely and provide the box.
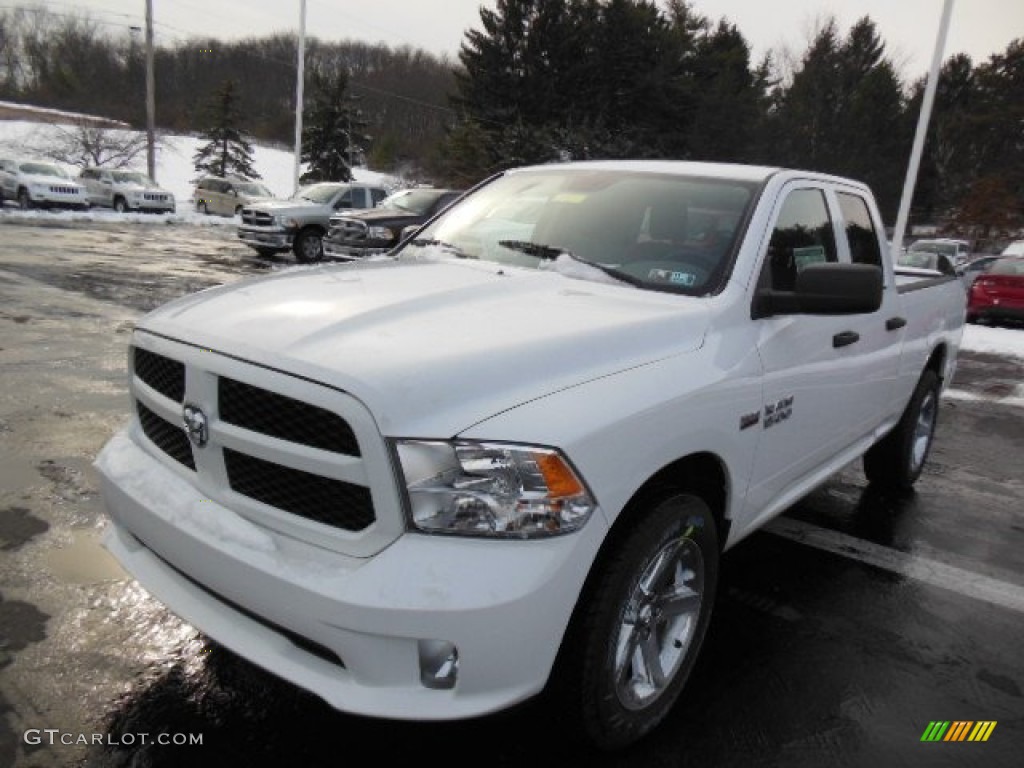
[137,258,709,436]
[247,198,320,213]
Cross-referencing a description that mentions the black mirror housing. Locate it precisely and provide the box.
[755,263,883,318]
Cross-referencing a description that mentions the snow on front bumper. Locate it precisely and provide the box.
[96,428,607,719]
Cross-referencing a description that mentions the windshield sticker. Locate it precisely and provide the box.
[793,245,827,271]
[649,269,696,286]
[552,193,587,204]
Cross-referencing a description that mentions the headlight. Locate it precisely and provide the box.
[368,225,395,241]
[394,440,596,538]
[273,215,298,228]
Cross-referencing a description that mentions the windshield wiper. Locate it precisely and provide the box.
[409,237,471,259]
[497,240,642,287]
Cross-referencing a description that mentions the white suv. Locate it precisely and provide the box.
[0,158,88,210]
[79,168,175,213]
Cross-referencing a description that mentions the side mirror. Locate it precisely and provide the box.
[755,263,883,318]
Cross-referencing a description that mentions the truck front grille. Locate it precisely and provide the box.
[137,401,195,470]
[134,347,185,401]
[329,218,368,242]
[219,378,360,456]
[241,209,273,226]
[130,342,381,545]
[224,449,374,531]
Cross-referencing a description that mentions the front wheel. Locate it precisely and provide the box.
[294,229,324,263]
[863,369,940,491]
[113,196,128,213]
[18,188,32,210]
[552,492,719,749]
[197,201,208,215]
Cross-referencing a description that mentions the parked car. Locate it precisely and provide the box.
[237,182,388,261]
[192,176,274,217]
[323,187,462,260]
[97,160,966,749]
[1001,240,1024,257]
[79,168,175,213]
[967,257,1024,324]
[960,255,1003,291]
[897,249,956,276]
[907,238,971,271]
[0,158,87,210]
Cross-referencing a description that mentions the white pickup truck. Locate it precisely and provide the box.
[96,161,965,748]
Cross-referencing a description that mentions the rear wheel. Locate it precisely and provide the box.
[294,229,324,263]
[18,188,32,210]
[864,369,940,491]
[552,491,719,749]
[113,196,127,213]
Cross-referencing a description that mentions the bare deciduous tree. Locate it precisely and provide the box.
[38,119,153,169]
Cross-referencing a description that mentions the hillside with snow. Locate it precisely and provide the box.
[0,119,398,211]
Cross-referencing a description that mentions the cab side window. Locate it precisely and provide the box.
[761,188,837,292]
[837,192,882,268]
[334,189,354,209]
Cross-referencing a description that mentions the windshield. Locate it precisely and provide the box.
[909,241,957,257]
[898,251,946,271]
[297,183,344,204]
[21,162,67,178]
[400,169,756,295]
[111,171,153,185]
[236,182,271,196]
[379,189,444,215]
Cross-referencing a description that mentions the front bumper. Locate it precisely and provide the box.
[238,226,294,251]
[96,428,606,719]
[29,190,87,208]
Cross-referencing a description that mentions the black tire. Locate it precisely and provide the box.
[863,369,940,491]
[113,196,127,213]
[18,187,32,210]
[294,229,324,263]
[197,201,208,215]
[551,491,719,750]
[234,204,243,217]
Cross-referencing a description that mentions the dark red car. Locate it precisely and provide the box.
[967,257,1024,324]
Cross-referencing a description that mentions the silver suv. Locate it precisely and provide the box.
[79,168,175,213]
[192,176,274,217]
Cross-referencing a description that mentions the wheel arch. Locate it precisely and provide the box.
[925,343,948,382]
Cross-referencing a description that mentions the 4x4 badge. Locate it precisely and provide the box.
[182,403,209,447]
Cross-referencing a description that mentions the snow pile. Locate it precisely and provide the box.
[538,252,633,287]
[960,323,1024,361]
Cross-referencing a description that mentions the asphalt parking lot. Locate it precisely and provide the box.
[1,215,1022,767]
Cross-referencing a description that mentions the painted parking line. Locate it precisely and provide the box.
[764,517,1024,615]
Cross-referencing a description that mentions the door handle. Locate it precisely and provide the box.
[886,316,907,331]
[833,331,860,348]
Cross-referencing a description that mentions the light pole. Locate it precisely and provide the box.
[293,0,306,195]
[145,0,156,180]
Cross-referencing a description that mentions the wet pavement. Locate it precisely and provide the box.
[0,216,1021,767]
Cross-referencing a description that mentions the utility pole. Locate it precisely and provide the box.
[891,0,955,258]
[293,0,306,195]
[145,0,156,180]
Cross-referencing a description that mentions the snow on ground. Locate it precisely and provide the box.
[0,118,398,213]
[960,323,1024,360]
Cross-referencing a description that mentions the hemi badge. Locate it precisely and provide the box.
[740,412,761,431]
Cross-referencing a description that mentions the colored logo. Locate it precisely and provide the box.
[920,721,996,742]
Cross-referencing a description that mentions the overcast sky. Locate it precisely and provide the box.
[57,0,1024,77]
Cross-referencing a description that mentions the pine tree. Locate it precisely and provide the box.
[192,80,261,179]
[300,68,368,183]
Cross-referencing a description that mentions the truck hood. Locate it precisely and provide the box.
[247,199,326,215]
[333,208,418,225]
[136,259,709,436]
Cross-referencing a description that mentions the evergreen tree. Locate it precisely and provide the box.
[192,79,261,179]
[300,68,369,183]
